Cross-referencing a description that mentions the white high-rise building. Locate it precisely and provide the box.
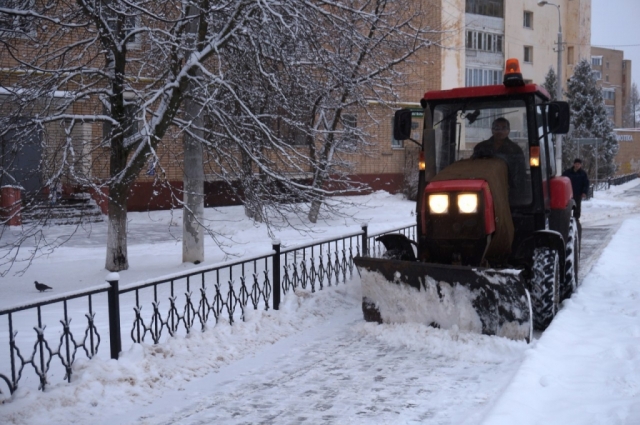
[450,0,592,94]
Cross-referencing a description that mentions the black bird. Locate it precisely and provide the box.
[34,281,52,292]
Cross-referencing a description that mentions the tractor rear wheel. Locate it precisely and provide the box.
[531,248,560,331]
[562,218,580,301]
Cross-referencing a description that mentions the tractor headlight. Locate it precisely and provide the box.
[457,193,478,214]
[429,194,449,214]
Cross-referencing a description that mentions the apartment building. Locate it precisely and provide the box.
[590,47,632,128]
[463,0,591,92]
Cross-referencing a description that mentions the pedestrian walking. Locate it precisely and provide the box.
[562,158,590,219]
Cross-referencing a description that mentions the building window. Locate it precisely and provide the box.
[391,126,403,148]
[606,61,610,69]
[391,118,409,148]
[272,117,309,146]
[603,89,615,101]
[605,105,614,118]
[0,0,35,36]
[465,0,504,18]
[466,31,476,49]
[465,30,502,53]
[606,75,609,82]
[523,11,533,29]
[591,56,602,66]
[592,70,602,80]
[342,114,357,148]
[102,103,139,147]
[524,46,533,63]
[465,68,503,87]
[567,46,574,65]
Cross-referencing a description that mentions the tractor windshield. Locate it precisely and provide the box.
[432,99,532,206]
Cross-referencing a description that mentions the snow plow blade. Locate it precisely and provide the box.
[354,257,532,342]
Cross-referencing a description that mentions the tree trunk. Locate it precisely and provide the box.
[105,180,129,271]
[241,149,264,222]
[308,198,322,223]
[182,81,205,264]
[308,168,326,223]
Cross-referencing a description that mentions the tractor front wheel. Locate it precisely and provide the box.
[531,248,560,331]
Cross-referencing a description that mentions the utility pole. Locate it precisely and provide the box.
[538,1,564,175]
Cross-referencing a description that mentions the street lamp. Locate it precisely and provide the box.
[538,0,564,175]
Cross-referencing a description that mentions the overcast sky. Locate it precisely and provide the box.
[591,0,640,89]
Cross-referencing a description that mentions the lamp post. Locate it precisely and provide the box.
[538,0,563,175]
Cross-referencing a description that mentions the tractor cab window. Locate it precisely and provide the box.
[432,100,532,206]
[536,104,556,177]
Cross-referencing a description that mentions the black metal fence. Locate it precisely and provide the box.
[588,173,639,198]
[0,223,415,396]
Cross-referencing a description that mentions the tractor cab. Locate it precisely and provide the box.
[395,59,571,268]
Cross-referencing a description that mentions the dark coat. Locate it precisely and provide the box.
[562,167,590,199]
[472,137,526,202]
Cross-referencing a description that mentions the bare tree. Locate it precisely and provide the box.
[0,1,314,272]
[623,82,639,128]
[301,0,439,223]
[0,0,442,274]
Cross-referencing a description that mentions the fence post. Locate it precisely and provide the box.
[361,223,369,257]
[106,273,122,360]
[272,240,281,310]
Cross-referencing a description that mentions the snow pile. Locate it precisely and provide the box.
[361,268,484,333]
[581,178,640,224]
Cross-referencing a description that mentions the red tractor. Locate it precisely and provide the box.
[354,59,579,341]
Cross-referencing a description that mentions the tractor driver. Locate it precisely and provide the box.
[472,117,527,203]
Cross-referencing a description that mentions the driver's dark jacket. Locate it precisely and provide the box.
[472,137,526,198]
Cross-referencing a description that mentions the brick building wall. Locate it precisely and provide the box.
[343,0,442,194]
[591,47,631,128]
[614,130,640,175]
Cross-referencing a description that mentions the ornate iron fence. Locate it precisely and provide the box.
[609,173,639,186]
[0,223,415,396]
[0,285,109,394]
[587,173,638,198]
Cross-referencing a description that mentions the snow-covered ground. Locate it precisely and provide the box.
[2,181,640,424]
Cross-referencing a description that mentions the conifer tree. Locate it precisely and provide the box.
[564,59,619,179]
[543,67,558,101]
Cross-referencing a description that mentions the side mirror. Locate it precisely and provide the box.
[548,101,570,134]
[393,109,413,141]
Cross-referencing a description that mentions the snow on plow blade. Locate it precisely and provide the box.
[354,257,532,342]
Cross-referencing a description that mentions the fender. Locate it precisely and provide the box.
[550,176,573,209]
[533,230,566,280]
